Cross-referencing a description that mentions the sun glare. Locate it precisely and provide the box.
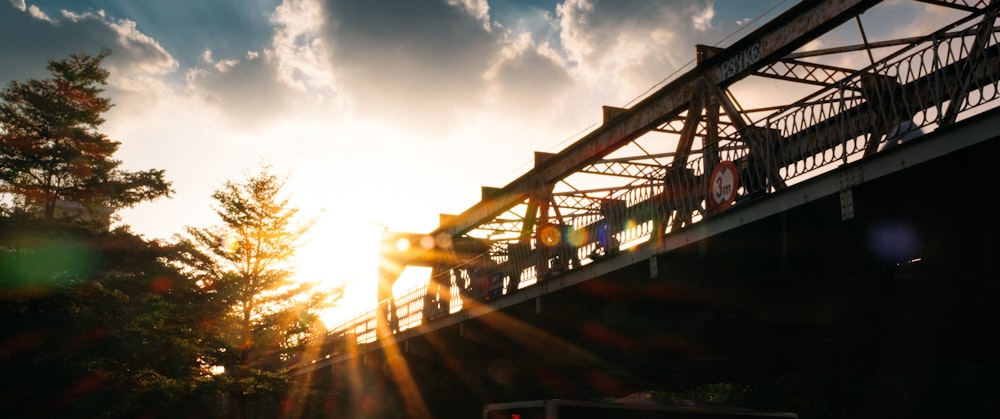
[295,214,383,328]
[292,208,437,329]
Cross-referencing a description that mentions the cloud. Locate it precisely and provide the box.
[165,0,347,131]
[481,32,573,121]
[0,4,176,92]
[691,1,715,31]
[270,0,337,98]
[317,0,503,137]
[0,2,182,141]
[447,0,490,29]
[556,0,715,102]
[184,50,302,129]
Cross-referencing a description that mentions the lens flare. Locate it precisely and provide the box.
[869,222,919,263]
[538,224,562,247]
[420,234,436,250]
[395,237,411,252]
[220,233,238,253]
[433,233,452,249]
[566,228,588,248]
[150,277,173,293]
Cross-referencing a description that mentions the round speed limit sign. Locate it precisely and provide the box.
[709,161,739,211]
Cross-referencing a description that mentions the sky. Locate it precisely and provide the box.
[1,0,940,321]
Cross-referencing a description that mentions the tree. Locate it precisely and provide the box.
[187,165,335,418]
[0,50,171,224]
[0,52,216,418]
[0,216,224,418]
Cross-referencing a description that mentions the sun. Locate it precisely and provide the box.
[294,214,383,328]
[284,171,444,329]
[292,211,437,329]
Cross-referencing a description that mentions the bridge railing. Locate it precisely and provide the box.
[314,6,1000,357]
[769,27,1000,179]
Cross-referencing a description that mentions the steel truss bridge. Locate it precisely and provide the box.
[287,1,1000,417]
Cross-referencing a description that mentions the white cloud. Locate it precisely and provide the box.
[691,1,715,31]
[26,5,48,20]
[174,0,351,131]
[183,49,299,129]
[448,0,491,30]
[317,0,502,138]
[104,18,178,74]
[556,0,708,102]
[482,31,573,120]
[0,5,175,81]
[270,0,337,99]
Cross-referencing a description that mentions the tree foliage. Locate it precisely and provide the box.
[0,51,341,419]
[0,50,172,222]
[0,217,222,418]
[0,52,216,418]
[187,165,336,417]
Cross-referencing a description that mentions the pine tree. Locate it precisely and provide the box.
[0,52,216,418]
[187,164,335,417]
[0,50,171,225]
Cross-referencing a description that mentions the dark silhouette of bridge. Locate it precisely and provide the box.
[288,1,1000,417]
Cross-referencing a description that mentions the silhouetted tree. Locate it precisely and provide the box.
[0,52,216,418]
[0,50,171,224]
[0,216,224,418]
[187,164,336,418]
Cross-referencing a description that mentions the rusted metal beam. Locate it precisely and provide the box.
[578,160,664,179]
[784,26,1000,59]
[941,2,999,125]
[700,44,858,88]
[673,80,707,168]
[916,0,987,13]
